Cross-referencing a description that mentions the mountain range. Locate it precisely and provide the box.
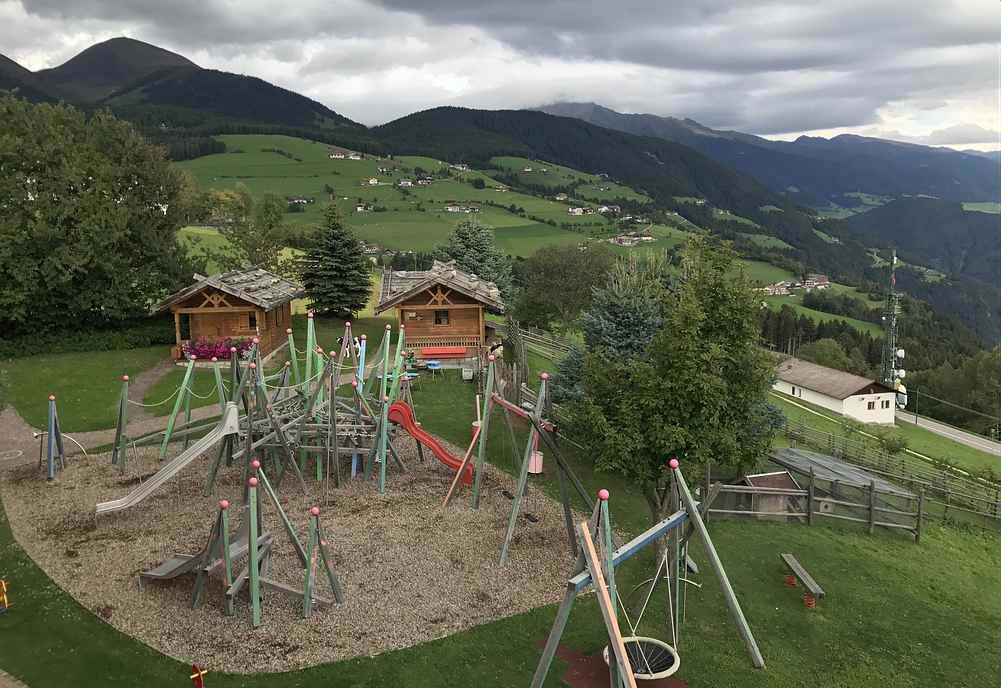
[537,102,999,205]
[3,37,1000,343]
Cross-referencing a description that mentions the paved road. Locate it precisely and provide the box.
[896,410,1001,457]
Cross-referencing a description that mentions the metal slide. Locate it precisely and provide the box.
[96,403,241,516]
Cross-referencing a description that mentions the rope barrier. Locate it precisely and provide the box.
[127,386,182,407]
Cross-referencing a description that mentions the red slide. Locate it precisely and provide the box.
[387,401,474,486]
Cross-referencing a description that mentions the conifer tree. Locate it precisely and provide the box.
[299,206,371,317]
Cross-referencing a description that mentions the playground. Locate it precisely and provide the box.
[2,437,570,671]
[1,318,1001,686]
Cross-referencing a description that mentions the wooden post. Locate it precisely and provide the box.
[248,475,261,628]
[704,462,711,524]
[472,357,496,509]
[868,481,877,535]
[173,310,182,356]
[915,489,924,544]
[807,467,815,526]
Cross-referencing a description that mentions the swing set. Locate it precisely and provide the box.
[530,459,765,687]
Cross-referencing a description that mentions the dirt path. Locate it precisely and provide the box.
[0,670,29,688]
[122,360,176,423]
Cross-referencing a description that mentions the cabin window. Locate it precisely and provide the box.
[791,385,796,395]
[434,309,450,326]
[867,401,875,410]
[881,400,891,409]
[240,312,258,331]
[404,310,419,320]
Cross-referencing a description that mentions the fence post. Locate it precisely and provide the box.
[915,489,924,544]
[868,480,876,535]
[807,467,815,526]
[944,490,951,520]
[704,462,711,524]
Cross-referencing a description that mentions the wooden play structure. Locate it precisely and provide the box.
[781,553,825,609]
[530,459,765,688]
[154,267,302,358]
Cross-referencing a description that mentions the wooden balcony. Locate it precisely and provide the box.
[404,334,483,352]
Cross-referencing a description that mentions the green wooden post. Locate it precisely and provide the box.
[220,501,233,589]
[248,474,262,628]
[286,328,300,386]
[600,492,619,688]
[472,356,496,509]
[182,368,193,451]
[499,373,548,566]
[112,375,130,471]
[212,357,226,413]
[159,357,195,459]
[304,507,319,618]
[377,324,392,493]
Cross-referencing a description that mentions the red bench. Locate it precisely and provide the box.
[419,347,468,359]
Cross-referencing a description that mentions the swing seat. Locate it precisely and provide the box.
[603,636,681,680]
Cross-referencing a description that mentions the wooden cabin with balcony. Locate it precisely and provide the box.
[376,260,504,359]
[154,267,303,359]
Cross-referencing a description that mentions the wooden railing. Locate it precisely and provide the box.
[405,335,482,349]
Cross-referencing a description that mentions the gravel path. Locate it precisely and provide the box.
[0,671,29,688]
[0,433,574,673]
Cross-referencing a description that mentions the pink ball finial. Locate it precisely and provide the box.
[251,459,261,469]
[266,405,272,411]
[210,357,217,363]
[345,321,351,327]
[540,372,550,380]
[189,354,197,361]
[598,489,610,501]
[669,458,680,470]
[230,346,237,353]
[330,351,337,358]
[252,337,260,344]
[286,328,293,334]
[285,360,291,367]
[400,324,405,330]
[219,499,230,510]
[249,362,257,370]
[310,506,320,516]
[248,477,258,487]
[360,334,367,341]
[488,354,495,362]
[383,395,390,403]
[122,374,129,382]
[316,346,324,354]
[48,394,55,401]
[308,312,314,319]
[385,323,392,330]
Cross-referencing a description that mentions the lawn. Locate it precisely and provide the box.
[740,233,792,250]
[0,347,170,432]
[763,295,883,336]
[962,202,1001,214]
[3,371,1001,687]
[738,260,796,285]
[771,392,999,474]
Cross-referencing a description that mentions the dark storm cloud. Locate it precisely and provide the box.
[9,0,1000,136]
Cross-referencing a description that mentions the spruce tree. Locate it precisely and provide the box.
[435,220,513,298]
[299,206,371,317]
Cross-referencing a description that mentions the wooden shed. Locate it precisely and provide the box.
[154,267,303,358]
[375,260,504,358]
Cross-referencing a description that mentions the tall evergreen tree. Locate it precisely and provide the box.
[299,206,371,318]
[435,220,513,298]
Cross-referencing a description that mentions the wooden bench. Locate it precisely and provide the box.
[780,553,825,598]
[419,347,467,359]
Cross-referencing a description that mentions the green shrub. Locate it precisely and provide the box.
[0,316,175,359]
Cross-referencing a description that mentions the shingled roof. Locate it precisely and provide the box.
[774,356,891,400]
[376,260,504,313]
[153,267,303,313]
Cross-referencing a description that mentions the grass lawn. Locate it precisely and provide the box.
[738,260,796,285]
[3,370,1001,687]
[740,233,792,250]
[0,347,169,432]
[962,201,1001,214]
[772,392,999,474]
[763,295,883,336]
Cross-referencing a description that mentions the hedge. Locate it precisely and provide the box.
[0,316,175,359]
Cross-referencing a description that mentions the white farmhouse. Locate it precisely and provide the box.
[774,357,896,424]
[367,178,380,186]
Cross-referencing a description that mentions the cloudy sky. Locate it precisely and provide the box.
[3,0,999,149]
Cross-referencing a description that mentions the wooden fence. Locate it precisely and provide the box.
[784,419,1001,527]
[707,473,924,541]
